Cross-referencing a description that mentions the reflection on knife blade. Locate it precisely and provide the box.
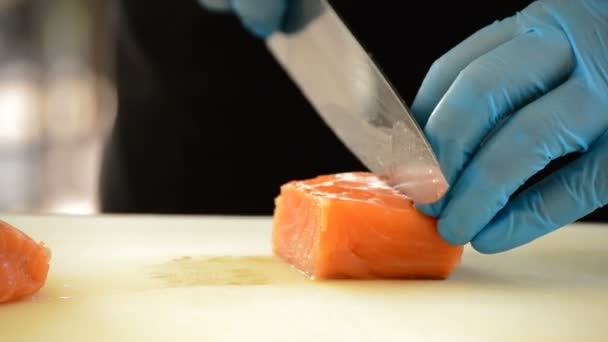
[265,0,448,204]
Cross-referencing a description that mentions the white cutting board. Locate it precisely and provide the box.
[0,213,607,342]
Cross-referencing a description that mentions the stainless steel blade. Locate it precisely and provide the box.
[265,0,448,204]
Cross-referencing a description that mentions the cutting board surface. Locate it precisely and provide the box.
[0,214,607,341]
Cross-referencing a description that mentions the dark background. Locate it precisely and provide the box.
[98,0,608,221]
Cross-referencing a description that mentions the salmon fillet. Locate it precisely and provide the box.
[0,220,51,303]
[272,172,463,279]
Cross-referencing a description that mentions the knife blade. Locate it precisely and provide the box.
[265,0,448,204]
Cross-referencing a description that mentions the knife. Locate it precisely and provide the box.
[265,0,448,204]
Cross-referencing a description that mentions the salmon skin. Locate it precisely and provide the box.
[0,220,51,303]
[272,172,463,280]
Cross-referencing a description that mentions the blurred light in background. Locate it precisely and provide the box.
[0,72,40,146]
[0,0,116,215]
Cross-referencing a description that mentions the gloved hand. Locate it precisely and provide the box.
[412,0,608,253]
[197,0,289,38]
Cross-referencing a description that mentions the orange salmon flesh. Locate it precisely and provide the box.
[0,220,51,303]
[272,172,463,279]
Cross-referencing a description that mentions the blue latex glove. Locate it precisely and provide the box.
[412,0,608,253]
[197,0,289,38]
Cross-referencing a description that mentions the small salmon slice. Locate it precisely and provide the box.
[272,172,463,280]
[0,220,51,303]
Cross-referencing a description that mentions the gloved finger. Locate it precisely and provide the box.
[410,16,517,126]
[471,130,608,254]
[198,0,231,12]
[231,0,288,38]
[436,78,608,246]
[415,28,574,218]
